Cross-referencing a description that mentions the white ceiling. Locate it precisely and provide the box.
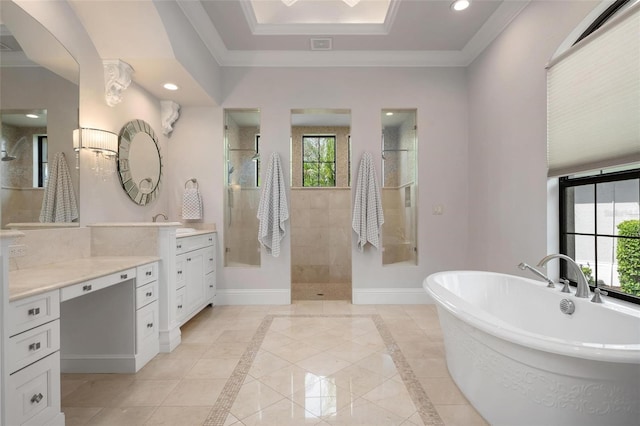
[2,0,532,107]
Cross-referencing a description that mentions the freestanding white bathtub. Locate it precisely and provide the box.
[424,271,640,426]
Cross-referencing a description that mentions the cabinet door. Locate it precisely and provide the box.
[185,249,205,315]
[175,254,186,290]
[136,302,159,354]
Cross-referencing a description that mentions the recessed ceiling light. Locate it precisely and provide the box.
[163,83,179,91]
[451,0,470,12]
[386,112,394,116]
[25,113,39,119]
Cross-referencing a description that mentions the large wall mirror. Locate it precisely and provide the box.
[224,109,261,267]
[0,1,80,228]
[117,119,162,206]
[290,109,352,301]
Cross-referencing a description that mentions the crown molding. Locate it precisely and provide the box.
[179,0,529,68]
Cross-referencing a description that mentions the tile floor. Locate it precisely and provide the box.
[61,301,488,425]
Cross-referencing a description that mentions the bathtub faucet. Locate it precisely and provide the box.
[536,254,591,298]
[518,262,555,288]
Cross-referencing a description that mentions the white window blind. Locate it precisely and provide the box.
[547,3,640,177]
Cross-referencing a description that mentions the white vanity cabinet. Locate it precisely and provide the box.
[6,290,63,426]
[175,232,216,326]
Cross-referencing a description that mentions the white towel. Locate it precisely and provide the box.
[182,186,203,220]
[257,152,289,257]
[352,152,384,252]
[39,152,78,223]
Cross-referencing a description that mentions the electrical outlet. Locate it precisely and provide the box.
[9,244,27,257]
[432,204,444,215]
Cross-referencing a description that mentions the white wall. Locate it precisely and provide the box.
[174,66,469,296]
[467,0,599,274]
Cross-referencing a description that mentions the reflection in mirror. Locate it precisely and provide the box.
[117,120,162,206]
[224,109,261,267]
[0,2,79,228]
[290,109,352,301]
[382,109,417,266]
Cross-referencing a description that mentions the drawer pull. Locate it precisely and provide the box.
[120,273,128,280]
[187,258,192,262]
[177,270,183,275]
[146,271,152,276]
[28,307,41,316]
[146,292,153,297]
[29,342,42,351]
[209,258,214,261]
[147,322,154,328]
[177,304,183,309]
[208,237,213,242]
[83,284,92,292]
[177,244,182,249]
[30,393,44,404]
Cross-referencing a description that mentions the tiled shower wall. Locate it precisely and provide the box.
[290,188,351,298]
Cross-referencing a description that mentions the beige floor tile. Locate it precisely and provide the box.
[114,379,179,407]
[258,364,319,396]
[259,330,298,351]
[202,341,250,358]
[354,351,398,378]
[325,340,379,363]
[418,377,469,405]
[229,380,286,420]
[162,378,228,406]
[135,357,198,380]
[323,397,406,425]
[85,407,156,425]
[329,364,387,397]
[61,379,88,399]
[223,413,242,426]
[295,352,352,377]
[248,350,292,378]
[215,329,257,343]
[403,411,426,426]
[143,406,213,425]
[290,377,355,418]
[62,377,134,407]
[435,404,489,426]
[361,378,418,418]
[397,340,445,359]
[299,332,350,352]
[406,357,449,378]
[266,340,324,363]
[61,407,102,426]
[185,358,239,379]
[240,398,323,425]
[160,343,211,359]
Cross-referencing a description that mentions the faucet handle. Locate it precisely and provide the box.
[559,278,571,293]
[590,287,608,303]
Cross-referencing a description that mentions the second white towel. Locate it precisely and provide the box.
[352,151,384,252]
[257,152,289,257]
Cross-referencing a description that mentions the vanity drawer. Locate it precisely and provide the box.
[136,301,159,352]
[176,233,214,254]
[8,320,60,374]
[8,290,60,337]
[7,351,61,426]
[136,281,158,309]
[136,262,158,287]
[61,268,136,302]
[206,273,216,302]
[205,248,215,274]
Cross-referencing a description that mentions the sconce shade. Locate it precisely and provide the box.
[73,128,118,155]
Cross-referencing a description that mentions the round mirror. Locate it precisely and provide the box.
[117,119,162,205]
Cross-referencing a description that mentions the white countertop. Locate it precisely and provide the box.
[8,256,159,302]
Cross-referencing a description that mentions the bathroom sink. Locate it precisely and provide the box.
[176,227,197,234]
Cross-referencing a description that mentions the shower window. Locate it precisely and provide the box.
[559,166,640,304]
[302,135,336,187]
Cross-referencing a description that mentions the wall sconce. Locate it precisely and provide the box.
[73,128,118,180]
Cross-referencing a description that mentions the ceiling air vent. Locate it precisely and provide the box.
[310,38,332,51]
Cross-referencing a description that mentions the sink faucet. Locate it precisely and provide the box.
[152,213,168,222]
[518,262,555,288]
[536,254,591,298]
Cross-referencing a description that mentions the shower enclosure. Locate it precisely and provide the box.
[223,109,261,267]
[381,109,417,265]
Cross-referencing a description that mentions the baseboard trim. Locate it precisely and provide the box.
[217,289,290,305]
[352,288,433,305]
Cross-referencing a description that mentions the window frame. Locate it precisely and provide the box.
[559,167,640,304]
[301,134,336,187]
